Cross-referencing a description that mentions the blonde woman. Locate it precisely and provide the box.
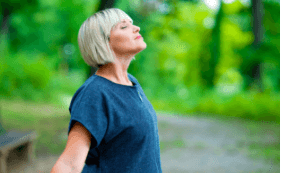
[51,8,162,173]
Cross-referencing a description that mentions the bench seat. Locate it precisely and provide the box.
[0,131,37,173]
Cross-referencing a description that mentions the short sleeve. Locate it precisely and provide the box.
[67,84,108,149]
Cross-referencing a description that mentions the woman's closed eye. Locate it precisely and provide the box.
[121,26,127,29]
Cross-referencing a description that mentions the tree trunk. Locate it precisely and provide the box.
[252,0,264,47]
[1,3,12,38]
[98,0,116,11]
[89,0,117,77]
[250,0,264,92]
[206,0,223,88]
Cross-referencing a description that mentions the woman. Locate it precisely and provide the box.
[51,8,162,173]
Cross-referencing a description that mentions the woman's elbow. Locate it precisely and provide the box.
[50,155,84,173]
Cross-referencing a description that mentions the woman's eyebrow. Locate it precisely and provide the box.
[118,20,132,26]
[113,20,132,30]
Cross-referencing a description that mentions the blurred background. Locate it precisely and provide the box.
[0,0,279,172]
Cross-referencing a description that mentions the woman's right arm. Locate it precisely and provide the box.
[51,122,92,173]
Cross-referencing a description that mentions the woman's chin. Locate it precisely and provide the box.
[134,43,147,54]
[140,42,147,51]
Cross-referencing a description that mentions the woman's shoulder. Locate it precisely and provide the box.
[128,73,139,85]
[69,75,105,109]
[76,75,104,95]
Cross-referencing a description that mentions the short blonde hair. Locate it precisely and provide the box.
[78,8,134,68]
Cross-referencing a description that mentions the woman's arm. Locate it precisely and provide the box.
[51,122,92,173]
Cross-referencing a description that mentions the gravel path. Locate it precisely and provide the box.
[157,112,279,173]
[9,113,279,173]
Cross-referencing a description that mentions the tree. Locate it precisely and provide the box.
[0,0,38,49]
[199,0,224,89]
[0,2,11,35]
[238,0,266,92]
[250,0,264,92]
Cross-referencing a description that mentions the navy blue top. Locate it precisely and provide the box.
[68,73,162,173]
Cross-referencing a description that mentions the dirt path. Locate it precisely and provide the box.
[9,113,279,173]
[157,112,279,173]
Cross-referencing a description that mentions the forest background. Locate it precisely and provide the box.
[0,0,280,169]
[0,0,279,123]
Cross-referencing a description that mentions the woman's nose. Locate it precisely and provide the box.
[134,26,140,33]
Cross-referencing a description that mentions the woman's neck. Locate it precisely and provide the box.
[95,62,132,86]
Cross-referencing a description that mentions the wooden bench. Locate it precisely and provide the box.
[0,109,37,173]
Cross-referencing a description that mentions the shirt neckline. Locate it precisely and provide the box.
[93,74,137,88]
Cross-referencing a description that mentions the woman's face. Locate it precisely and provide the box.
[109,19,147,58]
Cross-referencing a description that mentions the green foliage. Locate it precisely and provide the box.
[0,0,279,124]
[8,0,98,67]
[0,51,54,101]
[151,87,279,123]
[127,0,279,123]
[0,0,97,101]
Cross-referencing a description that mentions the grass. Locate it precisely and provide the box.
[0,99,70,157]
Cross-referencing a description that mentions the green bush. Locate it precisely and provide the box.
[151,87,280,123]
[0,52,55,101]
